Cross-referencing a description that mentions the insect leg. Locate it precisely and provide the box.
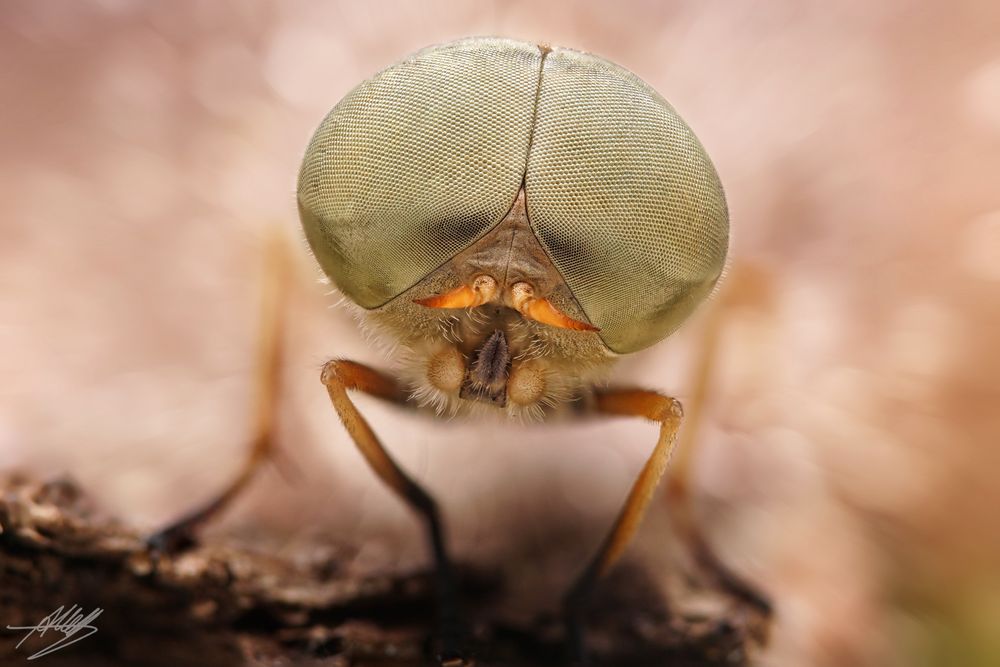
[147,226,293,554]
[320,359,467,666]
[664,271,773,616]
[562,388,683,662]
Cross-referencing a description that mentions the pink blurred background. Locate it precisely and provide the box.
[2,2,999,666]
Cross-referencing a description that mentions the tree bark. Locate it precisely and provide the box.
[0,473,769,666]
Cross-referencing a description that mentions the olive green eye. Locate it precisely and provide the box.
[298,37,728,354]
[298,38,541,309]
[525,48,728,353]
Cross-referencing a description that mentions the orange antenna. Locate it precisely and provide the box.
[510,282,599,332]
[414,275,497,309]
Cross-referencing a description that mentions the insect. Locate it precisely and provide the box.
[149,37,770,665]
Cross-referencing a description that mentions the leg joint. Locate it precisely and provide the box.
[319,359,346,387]
[652,395,684,424]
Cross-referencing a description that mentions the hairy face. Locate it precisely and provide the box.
[363,297,616,421]
[347,188,616,420]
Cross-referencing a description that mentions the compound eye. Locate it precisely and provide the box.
[297,38,542,309]
[526,48,728,354]
[298,39,727,355]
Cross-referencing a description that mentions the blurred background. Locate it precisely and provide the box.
[2,1,999,666]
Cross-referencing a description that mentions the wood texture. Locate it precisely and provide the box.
[0,473,770,666]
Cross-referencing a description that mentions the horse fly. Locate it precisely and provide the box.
[149,37,771,665]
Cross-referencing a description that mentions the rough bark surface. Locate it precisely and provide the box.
[0,473,769,666]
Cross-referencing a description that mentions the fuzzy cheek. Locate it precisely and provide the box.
[507,361,547,406]
[426,346,466,393]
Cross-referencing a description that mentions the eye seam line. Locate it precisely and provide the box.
[519,46,609,348]
[368,44,546,312]
[503,43,547,296]
[523,44,549,177]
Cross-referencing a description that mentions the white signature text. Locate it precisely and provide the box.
[6,604,103,660]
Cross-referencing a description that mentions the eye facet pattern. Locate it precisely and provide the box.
[525,48,728,353]
[298,37,541,308]
[298,38,728,353]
